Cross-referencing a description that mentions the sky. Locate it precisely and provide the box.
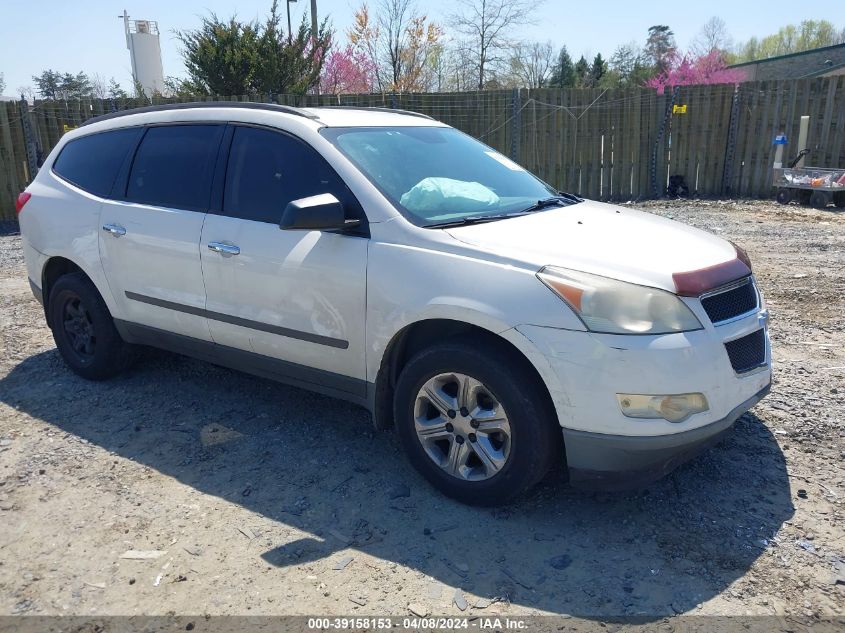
[0,0,842,95]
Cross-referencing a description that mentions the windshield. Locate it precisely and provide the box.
[320,126,563,227]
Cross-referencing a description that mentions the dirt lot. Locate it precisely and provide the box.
[0,200,843,621]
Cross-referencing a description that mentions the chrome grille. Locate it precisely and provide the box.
[701,278,758,324]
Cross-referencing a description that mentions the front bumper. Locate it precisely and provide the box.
[563,384,770,489]
[515,305,771,489]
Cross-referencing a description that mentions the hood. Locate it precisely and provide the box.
[444,200,740,294]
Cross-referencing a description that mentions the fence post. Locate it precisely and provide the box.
[510,88,521,161]
[19,97,38,181]
[722,84,742,197]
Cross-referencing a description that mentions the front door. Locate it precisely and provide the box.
[199,125,369,392]
[99,124,224,341]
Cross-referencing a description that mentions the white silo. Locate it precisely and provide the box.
[122,10,165,97]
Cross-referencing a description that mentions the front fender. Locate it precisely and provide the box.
[365,241,584,388]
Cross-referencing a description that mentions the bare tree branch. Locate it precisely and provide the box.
[449,0,542,89]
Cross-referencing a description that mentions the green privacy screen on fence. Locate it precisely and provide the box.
[1,77,844,220]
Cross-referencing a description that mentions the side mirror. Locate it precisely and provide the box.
[279,193,360,231]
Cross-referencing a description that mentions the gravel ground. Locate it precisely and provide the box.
[0,199,843,620]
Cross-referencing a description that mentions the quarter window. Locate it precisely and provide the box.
[127,125,223,211]
[223,126,358,224]
[52,128,141,197]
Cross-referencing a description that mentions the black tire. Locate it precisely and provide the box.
[797,189,812,205]
[775,188,791,205]
[48,272,133,380]
[393,339,560,505]
[809,190,831,209]
[833,191,845,209]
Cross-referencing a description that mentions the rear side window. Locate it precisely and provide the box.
[52,128,140,197]
[127,125,223,211]
[223,126,359,224]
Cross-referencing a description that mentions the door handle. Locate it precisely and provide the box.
[208,241,240,256]
[102,223,126,237]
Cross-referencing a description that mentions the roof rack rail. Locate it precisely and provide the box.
[313,105,434,120]
[79,101,318,127]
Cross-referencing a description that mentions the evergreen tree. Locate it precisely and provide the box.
[574,55,589,87]
[549,46,575,87]
[590,53,606,86]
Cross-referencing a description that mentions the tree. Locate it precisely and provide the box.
[646,50,746,93]
[449,0,541,89]
[32,70,61,99]
[32,70,93,99]
[348,0,442,92]
[320,45,376,93]
[692,16,732,56]
[176,15,261,95]
[0,72,5,95]
[609,42,652,86]
[253,4,333,95]
[732,20,845,63]
[589,53,606,87]
[17,86,35,101]
[508,41,554,88]
[91,74,110,99]
[442,42,478,91]
[176,2,330,96]
[108,78,128,99]
[645,25,676,74]
[574,55,589,87]
[549,46,575,87]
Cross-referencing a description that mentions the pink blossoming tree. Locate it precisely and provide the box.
[646,50,746,93]
[319,45,377,94]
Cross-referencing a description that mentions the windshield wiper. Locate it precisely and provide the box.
[517,192,583,215]
[424,192,583,229]
[424,215,513,228]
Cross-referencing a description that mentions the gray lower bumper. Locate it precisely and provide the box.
[29,278,43,306]
[563,383,771,490]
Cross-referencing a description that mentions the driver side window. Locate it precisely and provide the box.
[222,126,360,225]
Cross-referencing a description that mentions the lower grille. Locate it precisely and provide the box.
[701,278,757,324]
[724,329,766,373]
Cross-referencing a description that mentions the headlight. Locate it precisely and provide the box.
[537,266,703,335]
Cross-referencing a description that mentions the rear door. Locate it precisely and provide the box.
[199,125,369,389]
[99,124,224,340]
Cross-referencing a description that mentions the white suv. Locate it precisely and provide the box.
[17,103,771,504]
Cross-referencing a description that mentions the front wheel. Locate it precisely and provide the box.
[393,340,560,505]
[775,188,791,205]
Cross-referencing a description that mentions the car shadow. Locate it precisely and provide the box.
[0,348,794,618]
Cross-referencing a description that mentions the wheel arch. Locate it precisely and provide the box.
[41,257,92,328]
[371,318,560,435]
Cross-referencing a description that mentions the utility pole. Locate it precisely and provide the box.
[311,0,319,95]
[286,0,296,45]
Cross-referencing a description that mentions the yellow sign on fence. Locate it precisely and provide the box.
[673,104,688,114]
[62,124,77,133]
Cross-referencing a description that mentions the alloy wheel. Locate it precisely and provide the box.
[414,372,512,481]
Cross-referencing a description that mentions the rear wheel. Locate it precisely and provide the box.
[394,340,560,505]
[775,188,791,205]
[834,191,845,209]
[48,272,133,380]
